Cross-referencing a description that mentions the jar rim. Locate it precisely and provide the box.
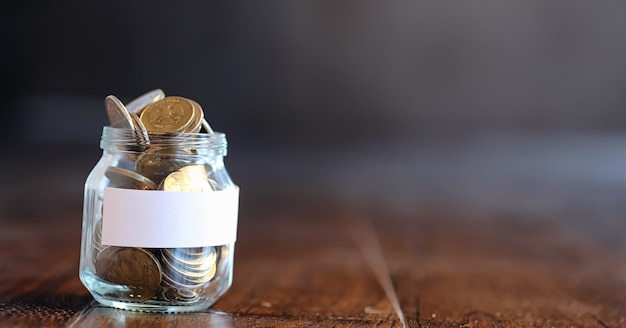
[100,126,227,155]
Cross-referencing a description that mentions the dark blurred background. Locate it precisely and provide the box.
[3,1,626,146]
[4,1,626,248]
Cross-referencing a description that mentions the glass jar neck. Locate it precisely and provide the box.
[100,126,228,157]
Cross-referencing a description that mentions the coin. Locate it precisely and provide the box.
[162,267,205,289]
[126,89,165,114]
[94,246,163,301]
[177,165,213,190]
[185,99,204,133]
[158,279,199,302]
[188,263,216,284]
[161,253,205,278]
[139,96,195,133]
[161,260,217,288]
[201,118,214,134]
[104,166,157,190]
[159,246,218,289]
[129,112,150,146]
[163,247,217,271]
[105,95,135,130]
[129,112,148,134]
[161,171,211,192]
[136,148,192,185]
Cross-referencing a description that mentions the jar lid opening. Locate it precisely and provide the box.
[100,126,227,156]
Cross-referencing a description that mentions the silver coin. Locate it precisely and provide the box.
[105,95,135,130]
[161,248,216,275]
[187,264,216,284]
[161,253,211,279]
[126,89,165,114]
[159,279,199,302]
[201,118,214,134]
[160,248,218,288]
[129,112,150,146]
[162,267,204,289]
[164,247,217,267]
[162,254,215,275]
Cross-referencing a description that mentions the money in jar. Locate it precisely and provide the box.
[79,90,239,312]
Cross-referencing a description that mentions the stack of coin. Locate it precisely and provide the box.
[158,247,217,302]
[94,89,223,303]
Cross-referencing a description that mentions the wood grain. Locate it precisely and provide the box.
[1,141,626,327]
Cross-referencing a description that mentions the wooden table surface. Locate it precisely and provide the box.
[2,134,626,327]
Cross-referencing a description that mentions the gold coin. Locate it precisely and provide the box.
[104,166,157,190]
[185,99,204,133]
[178,165,214,191]
[161,171,211,192]
[94,246,163,301]
[126,89,165,114]
[178,164,208,177]
[139,96,195,133]
[105,95,134,130]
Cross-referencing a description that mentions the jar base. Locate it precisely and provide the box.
[81,270,230,313]
[93,297,214,313]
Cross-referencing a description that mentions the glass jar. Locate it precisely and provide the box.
[79,126,239,312]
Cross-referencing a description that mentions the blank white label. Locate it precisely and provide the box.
[102,187,239,248]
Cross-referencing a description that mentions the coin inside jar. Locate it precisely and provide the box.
[162,247,217,270]
[159,247,218,288]
[94,246,163,301]
[139,96,195,133]
[104,166,157,190]
[136,148,193,185]
[130,112,149,137]
[159,279,200,303]
[177,164,214,190]
[161,171,212,192]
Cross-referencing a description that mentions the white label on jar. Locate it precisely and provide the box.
[102,186,239,248]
